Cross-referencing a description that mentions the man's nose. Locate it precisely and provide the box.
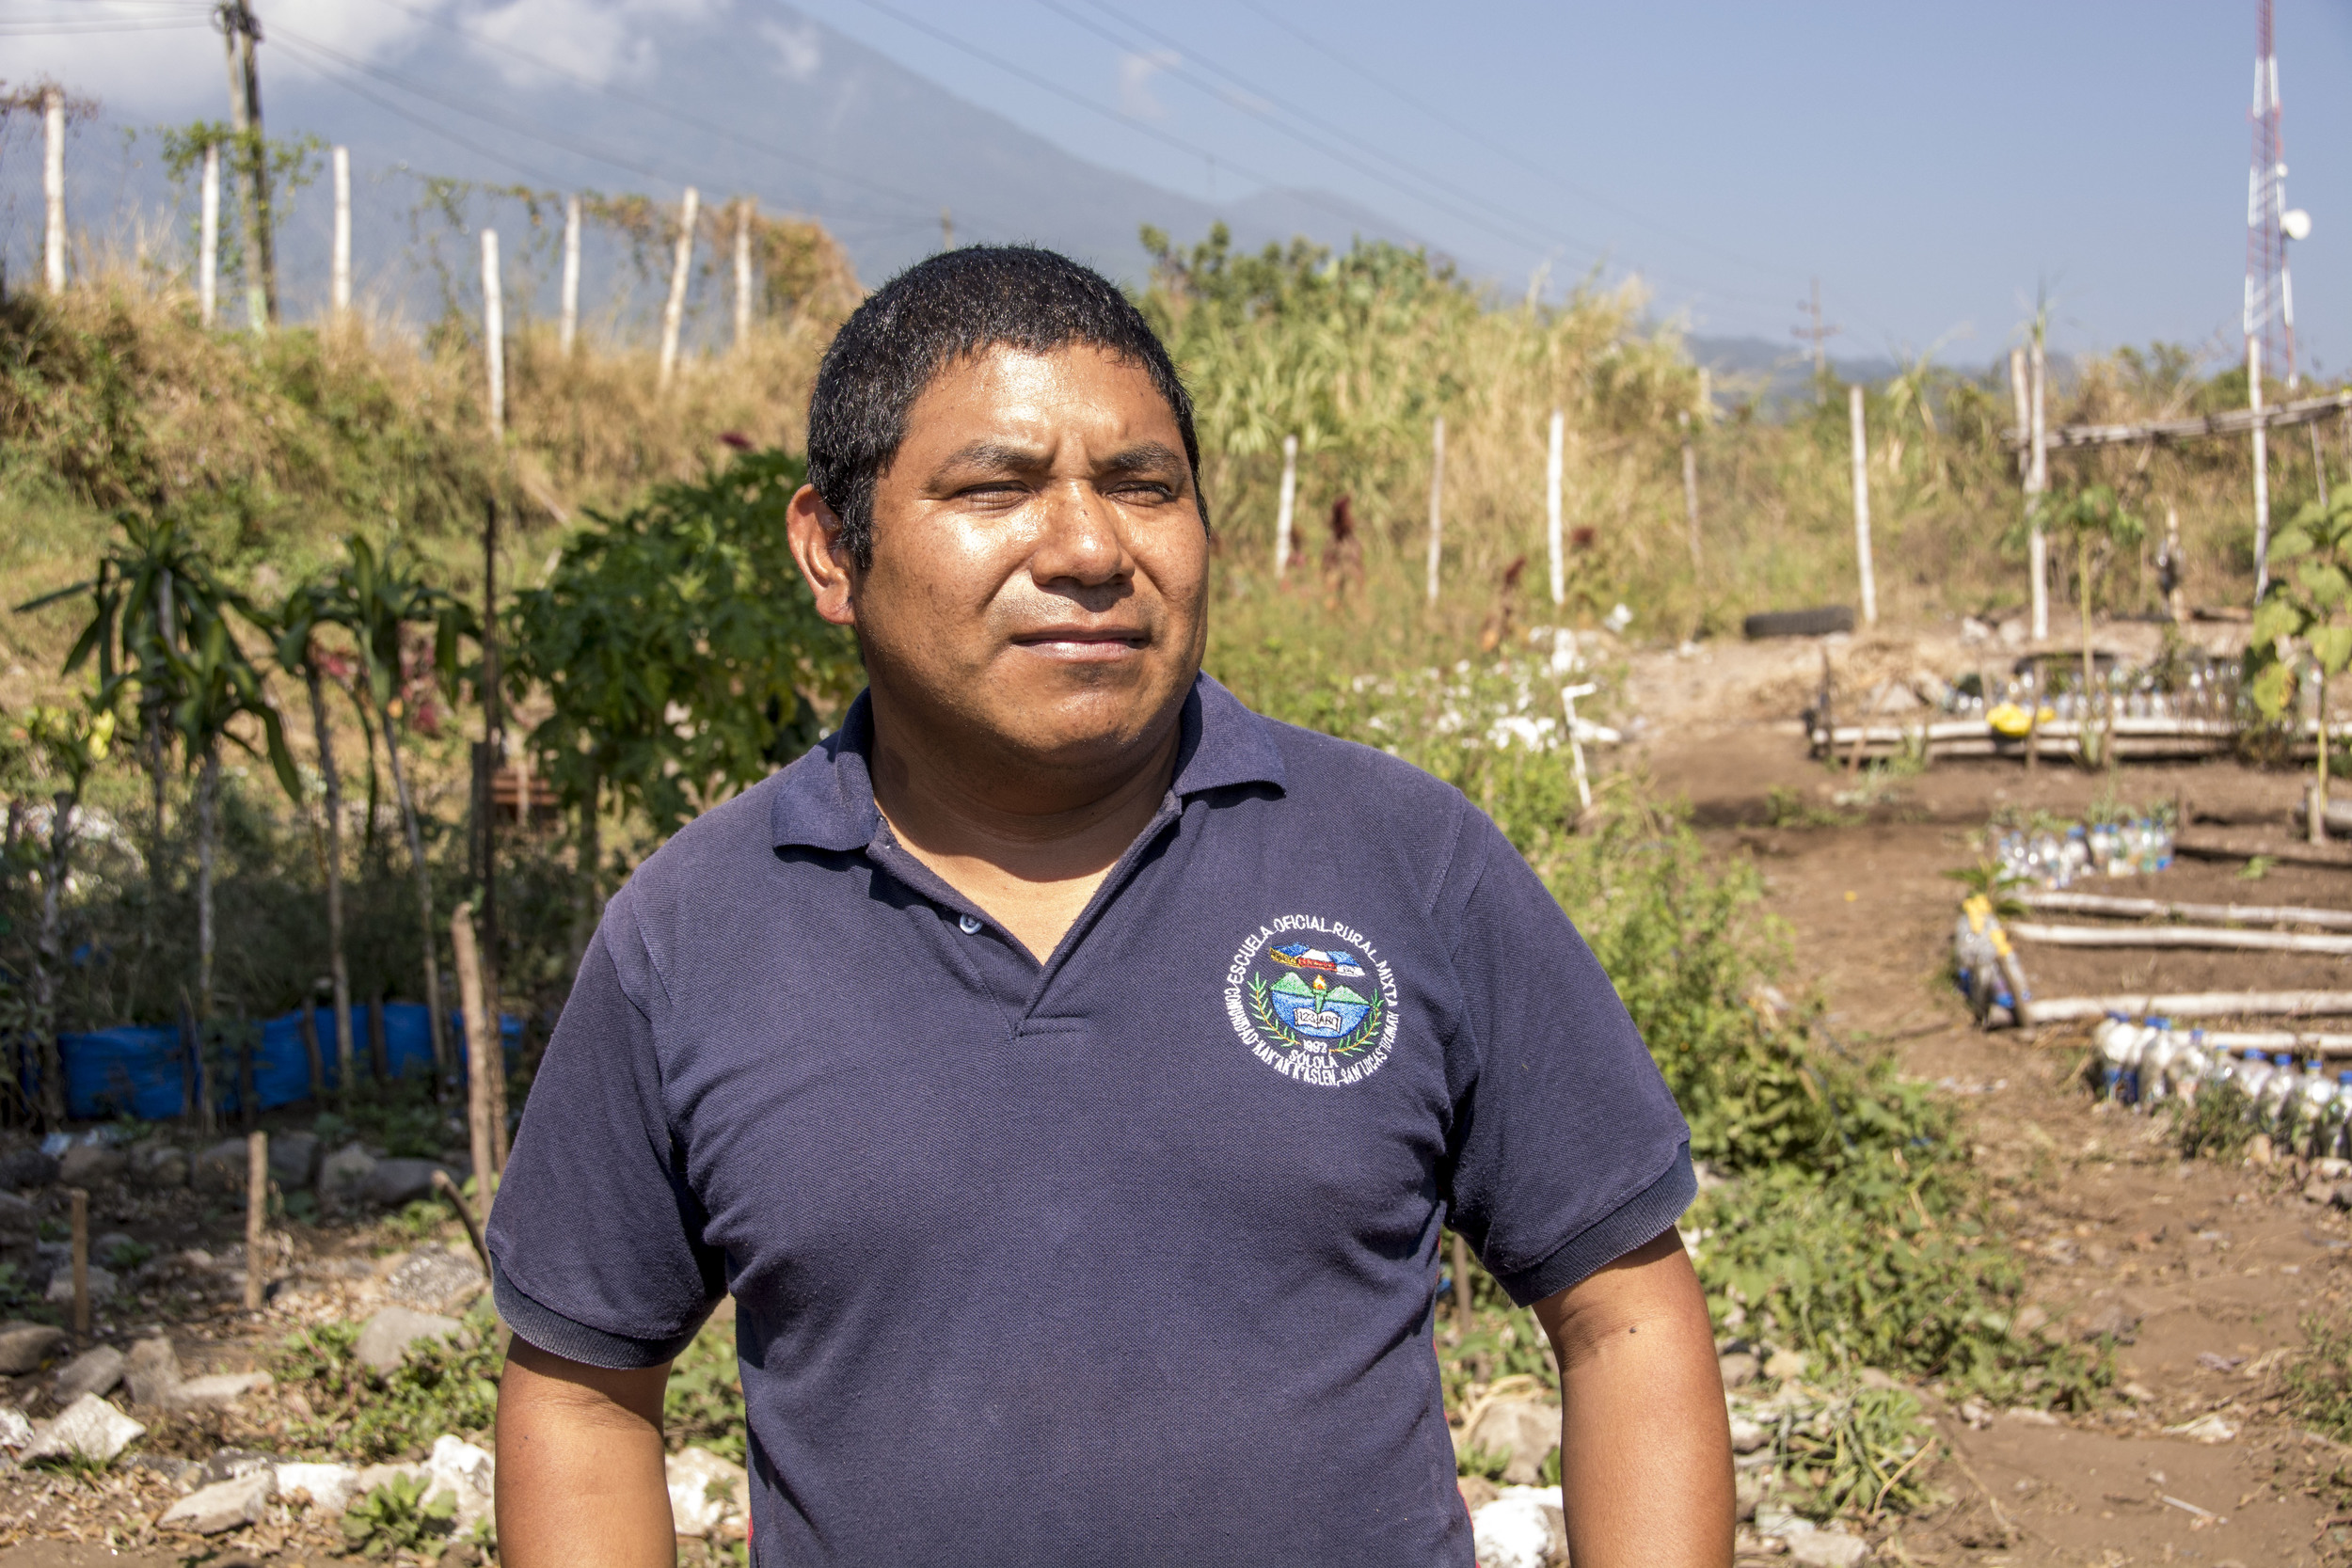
[1029,478,1131,587]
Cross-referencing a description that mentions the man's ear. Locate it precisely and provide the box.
[787,483,857,627]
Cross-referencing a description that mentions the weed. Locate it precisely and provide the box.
[277,1313,500,1462]
[1777,1386,1940,1520]
[377,1200,453,1248]
[340,1471,454,1558]
[1454,1441,1511,1482]
[2175,1082,2255,1163]
[2283,1310,2352,1444]
[1766,785,1855,830]
[664,1319,747,1465]
[2241,855,2278,881]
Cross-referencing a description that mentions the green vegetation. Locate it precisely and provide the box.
[664,1320,750,1465]
[340,1470,456,1559]
[277,1314,501,1462]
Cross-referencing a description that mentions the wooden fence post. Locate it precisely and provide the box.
[734,198,754,353]
[560,195,581,356]
[199,143,219,326]
[1546,409,1565,608]
[453,902,495,1224]
[245,1132,266,1311]
[1426,416,1446,605]
[482,229,503,439]
[1274,433,1297,578]
[68,1188,87,1337]
[2028,338,2049,640]
[1850,384,1877,626]
[658,186,698,392]
[42,86,65,293]
[330,144,351,322]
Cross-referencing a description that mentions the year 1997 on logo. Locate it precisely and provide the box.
[1223,914,1401,1086]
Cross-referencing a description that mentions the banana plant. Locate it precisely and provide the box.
[330,538,477,1084]
[19,698,117,1125]
[2251,491,2352,837]
[267,578,360,1104]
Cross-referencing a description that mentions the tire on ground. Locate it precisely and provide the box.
[1742,606,1854,641]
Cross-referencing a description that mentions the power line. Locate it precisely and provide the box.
[268,37,572,191]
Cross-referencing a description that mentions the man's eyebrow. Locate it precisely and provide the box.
[1099,442,1188,475]
[932,440,1047,472]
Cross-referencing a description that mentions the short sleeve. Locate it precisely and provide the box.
[1441,813,1694,1307]
[485,895,726,1368]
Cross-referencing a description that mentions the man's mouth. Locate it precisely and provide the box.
[1009,627,1148,660]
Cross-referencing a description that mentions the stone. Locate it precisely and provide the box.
[1470,1485,1565,1568]
[1456,1475,1501,1513]
[193,1139,251,1194]
[2010,1305,2050,1337]
[1462,1396,1562,1487]
[0,1191,37,1239]
[425,1434,496,1535]
[362,1158,453,1208]
[0,1321,67,1374]
[157,1472,274,1534]
[353,1461,430,1497]
[56,1144,126,1187]
[269,1132,321,1190]
[2249,1133,2276,1167]
[355,1307,462,1373]
[21,1393,144,1465]
[1787,1525,1871,1567]
[0,1149,59,1189]
[1728,1416,1769,1454]
[54,1346,124,1402]
[91,1232,137,1268]
[45,1264,117,1305]
[197,1448,280,1485]
[0,1407,28,1449]
[1718,1351,1759,1389]
[1763,1348,1808,1381]
[318,1143,377,1208]
[124,1337,182,1405]
[1997,618,2027,647]
[665,1446,748,1538]
[166,1372,273,1410]
[387,1245,487,1313]
[2167,1413,2239,1444]
[276,1461,361,1513]
[129,1143,188,1189]
[2079,1300,2142,1343]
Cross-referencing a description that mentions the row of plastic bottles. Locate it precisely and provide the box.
[1992,819,2175,889]
[2093,1016,2352,1157]
[1941,664,2247,725]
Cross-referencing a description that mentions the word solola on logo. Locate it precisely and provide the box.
[1224,914,1401,1086]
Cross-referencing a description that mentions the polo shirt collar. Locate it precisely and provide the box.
[770,673,1286,854]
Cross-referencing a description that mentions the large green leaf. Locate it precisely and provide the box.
[2313,626,2352,677]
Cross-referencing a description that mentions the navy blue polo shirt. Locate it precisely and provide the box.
[487,673,1692,1567]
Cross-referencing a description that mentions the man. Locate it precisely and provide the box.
[489,245,1733,1567]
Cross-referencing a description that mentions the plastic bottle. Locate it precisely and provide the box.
[2142,1022,2181,1106]
[2298,1069,2343,1156]
[2170,1034,2211,1107]
[2330,1071,2352,1159]
[2095,1018,2134,1100]
[2261,1053,2304,1132]
[2235,1048,2276,1115]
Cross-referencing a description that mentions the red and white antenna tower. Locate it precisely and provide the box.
[2246,0,2296,390]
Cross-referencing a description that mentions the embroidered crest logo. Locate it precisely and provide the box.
[1223,915,1400,1086]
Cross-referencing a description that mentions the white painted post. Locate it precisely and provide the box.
[1849,384,1877,626]
[1273,434,1298,578]
[42,87,65,293]
[560,195,581,357]
[482,229,504,439]
[1679,411,1702,569]
[2008,347,2030,479]
[1546,409,1565,607]
[658,186,698,392]
[2027,339,2049,641]
[199,143,220,326]
[1426,416,1446,605]
[733,198,754,353]
[2251,332,2272,599]
[1561,681,1596,812]
[330,145,351,322]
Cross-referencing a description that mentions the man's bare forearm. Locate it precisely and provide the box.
[496,1340,676,1568]
[1536,1228,1735,1568]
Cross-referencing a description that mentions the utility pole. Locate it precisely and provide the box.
[1792,277,1839,400]
[216,1,277,329]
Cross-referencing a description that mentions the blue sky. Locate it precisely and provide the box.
[15,0,2350,372]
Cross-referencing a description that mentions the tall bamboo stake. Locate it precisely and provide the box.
[1849,385,1876,626]
[41,87,65,293]
[481,229,503,439]
[658,186,698,391]
[1273,434,1297,578]
[733,198,755,353]
[559,195,581,356]
[453,903,494,1224]
[244,1132,266,1311]
[330,145,351,322]
[199,143,219,326]
[2028,339,2049,640]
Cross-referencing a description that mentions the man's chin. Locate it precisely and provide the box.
[972,684,1187,772]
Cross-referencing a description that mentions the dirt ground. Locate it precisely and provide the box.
[1647,627,2352,1568]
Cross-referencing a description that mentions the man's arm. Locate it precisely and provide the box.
[496,1340,676,1568]
[1534,1227,1734,1568]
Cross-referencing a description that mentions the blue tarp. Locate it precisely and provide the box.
[55,1004,520,1121]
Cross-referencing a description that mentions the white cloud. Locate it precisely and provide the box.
[761,18,819,82]
[457,0,723,88]
[3,0,436,117]
[1118,48,1177,120]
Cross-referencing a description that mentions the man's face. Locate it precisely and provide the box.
[799,343,1210,777]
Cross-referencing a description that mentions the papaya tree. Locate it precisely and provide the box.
[2251,491,2352,840]
[508,449,859,973]
[19,698,116,1125]
[2027,483,2144,768]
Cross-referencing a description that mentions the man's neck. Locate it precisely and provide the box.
[864,688,1185,958]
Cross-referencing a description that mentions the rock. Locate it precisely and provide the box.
[0,1408,29,1449]
[1470,1485,1565,1568]
[1456,1475,1501,1513]
[362,1158,453,1209]
[54,1346,124,1402]
[124,1337,182,1405]
[270,1132,321,1191]
[1997,618,2026,647]
[2167,1413,2239,1444]
[1734,1468,1764,1522]
[166,1372,273,1410]
[276,1461,361,1513]
[355,1307,462,1373]
[2079,1300,2142,1343]
[665,1447,748,1538]
[20,1393,144,1465]
[157,1472,274,1534]
[353,1461,430,1497]
[1718,1351,1759,1389]
[129,1143,188,1190]
[2010,1305,2050,1338]
[387,1245,487,1313]
[45,1264,117,1305]
[0,1321,67,1374]
[56,1145,126,1187]
[0,1192,37,1240]
[2249,1133,2276,1167]
[0,1149,59,1189]
[1462,1395,1562,1487]
[197,1448,280,1486]
[91,1232,138,1268]
[1787,1525,1871,1567]
[193,1139,251,1194]
[425,1434,496,1534]
[1728,1416,1769,1454]
[318,1143,377,1208]
[1764,1348,1808,1381]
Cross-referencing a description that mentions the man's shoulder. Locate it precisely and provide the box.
[601,768,796,928]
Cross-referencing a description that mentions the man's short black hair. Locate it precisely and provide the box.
[806,245,1207,567]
